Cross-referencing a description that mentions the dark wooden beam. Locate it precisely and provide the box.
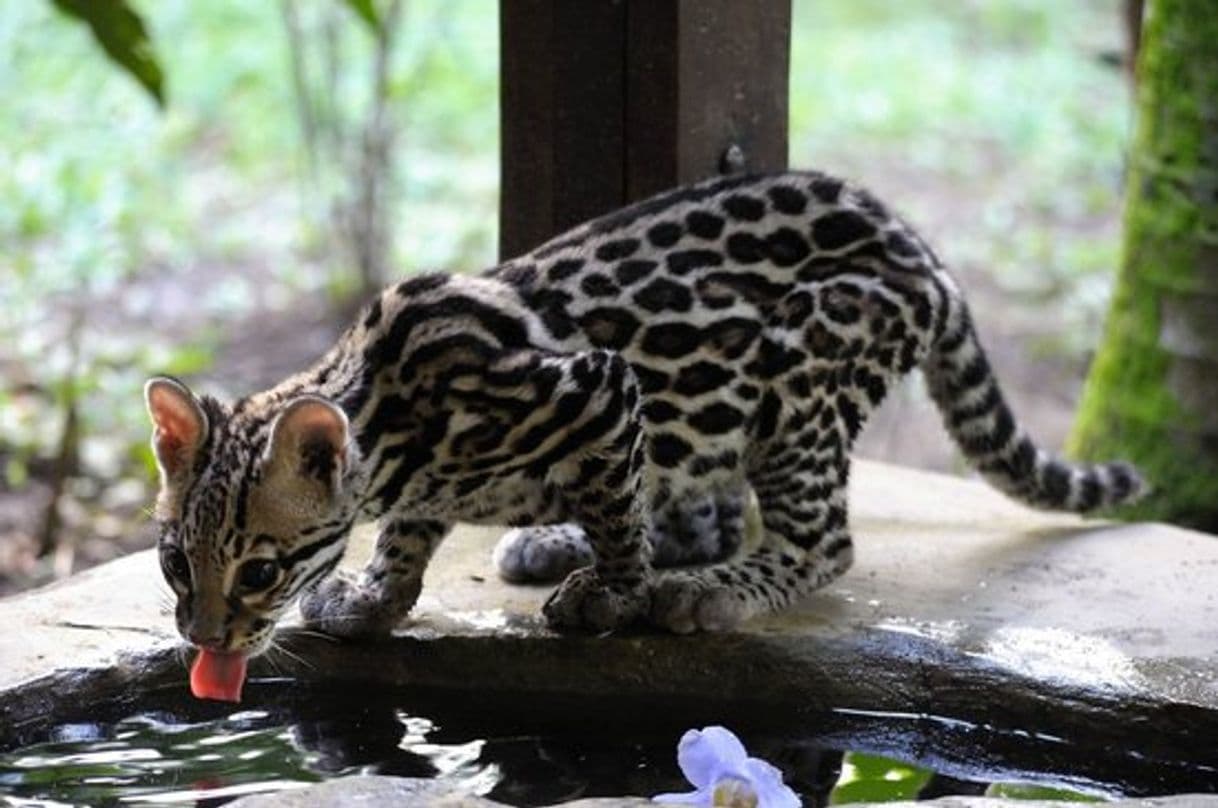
[499,0,791,261]
[625,0,791,201]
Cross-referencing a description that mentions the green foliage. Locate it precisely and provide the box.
[830,752,932,803]
[790,0,1128,349]
[340,0,382,34]
[0,1,497,497]
[987,782,1104,802]
[1069,0,1218,529]
[50,0,164,105]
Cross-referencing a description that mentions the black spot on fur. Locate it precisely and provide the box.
[688,403,745,435]
[783,291,815,328]
[1076,473,1101,511]
[885,231,920,259]
[395,273,449,298]
[548,259,585,281]
[809,177,843,204]
[705,317,761,359]
[647,221,683,247]
[755,390,782,440]
[703,272,793,304]
[811,211,877,250]
[615,259,658,286]
[578,307,640,350]
[745,339,806,379]
[767,185,808,215]
[837,394,863,439]
[596,238,641,261]
[633,278,693,313]
[726,233,767,264]
[1042,462,1071,504]
[852,367,888,406]
[668,249,724,274]
[363,299,383,329]
[649,433,693,468]
[723,195,766,221]
[523,287,576,339]
[641,323,702,359]
[631,364,670,394]
[686,210,726,240]
[497,263,537,287]
[580,273,619,297]
[854,189,887,218]
[765,228,811,266]
[674,361,735,396]
[642,399,681,424]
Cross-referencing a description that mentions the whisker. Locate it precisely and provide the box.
[289,628,341,644]
[268,640,316,672]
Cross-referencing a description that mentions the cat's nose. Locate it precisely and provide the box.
[187,628,226,650]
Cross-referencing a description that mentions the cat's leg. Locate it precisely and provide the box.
[494,487,746,583]
[536,351,654,632]
[301,517,449,638]
[649,487,747,567]
[651,438,854,634]
[492,523,594,583]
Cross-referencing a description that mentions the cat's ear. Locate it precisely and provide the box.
[263,396,350,499]
[145,377,209,484]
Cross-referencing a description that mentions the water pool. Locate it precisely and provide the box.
[2,677,1215,806]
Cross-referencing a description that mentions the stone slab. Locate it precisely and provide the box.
[1,461,1217,790]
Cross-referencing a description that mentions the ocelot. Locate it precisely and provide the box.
[146,170,1145,664]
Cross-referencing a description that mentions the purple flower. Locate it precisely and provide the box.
[653,726,800,808]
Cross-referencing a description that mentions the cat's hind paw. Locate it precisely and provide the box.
[541,567,650,633]
[493,525,595,583]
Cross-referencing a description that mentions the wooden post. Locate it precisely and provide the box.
[499,0,791,261]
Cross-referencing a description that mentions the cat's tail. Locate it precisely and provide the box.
[922,298,1147,513]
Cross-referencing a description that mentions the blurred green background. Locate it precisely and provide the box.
[0,0,1131,592]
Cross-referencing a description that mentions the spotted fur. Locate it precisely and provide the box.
[145,170,1146,653]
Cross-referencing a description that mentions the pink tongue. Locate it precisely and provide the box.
[190,649,248,703]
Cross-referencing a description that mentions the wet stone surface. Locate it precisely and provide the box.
[0,460,1216,803]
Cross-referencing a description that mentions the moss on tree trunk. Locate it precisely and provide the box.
[1069,0,1218,530]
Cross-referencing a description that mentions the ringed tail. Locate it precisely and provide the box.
[924,300,1147,512]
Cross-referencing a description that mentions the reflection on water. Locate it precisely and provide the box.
[0,684,1204,807]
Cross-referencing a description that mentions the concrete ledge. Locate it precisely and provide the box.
[2,461,1216,792]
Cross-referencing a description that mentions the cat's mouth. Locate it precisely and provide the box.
[189,648,248,703]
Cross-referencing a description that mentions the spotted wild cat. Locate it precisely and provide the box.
[145,170,1145,669]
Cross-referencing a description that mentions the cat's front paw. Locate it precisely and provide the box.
[299,571,419,639]
[650,573,749,634]
[542,567,650,632]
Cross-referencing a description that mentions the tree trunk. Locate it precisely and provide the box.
[1069,0,1218,530]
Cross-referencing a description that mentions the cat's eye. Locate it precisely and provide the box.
[237,559,280,592]
[161,547,190,584]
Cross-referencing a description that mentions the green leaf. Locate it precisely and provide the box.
[339,0,382,33]
[51,0,165,106]
[830,753,933,804]
[986,782,1104,802]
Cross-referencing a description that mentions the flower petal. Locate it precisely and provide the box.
[676,726,750,788]
[743,757,800,808]
[653,786,713,804]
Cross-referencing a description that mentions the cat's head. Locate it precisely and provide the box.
[144,376,355,657]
